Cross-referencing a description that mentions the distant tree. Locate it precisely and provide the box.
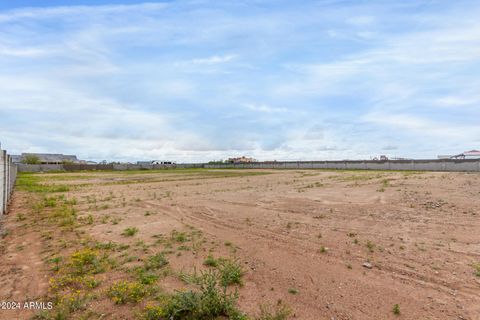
[22,155,40,164]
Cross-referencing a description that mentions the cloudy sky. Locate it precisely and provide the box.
[1,0,479,162]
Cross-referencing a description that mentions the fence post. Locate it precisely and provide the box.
[0,149,17,215]
[6,154,10,212]
[1,150,6,215]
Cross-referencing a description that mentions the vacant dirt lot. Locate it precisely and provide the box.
[0,169,479,319]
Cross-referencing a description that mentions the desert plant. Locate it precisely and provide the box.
[366,240,375,253]
[122,227,139,237]
[474,263,480,277]
[287,288,298,295]
[144,253,169,271]
[162,270,246,319]
[69,248,106,275]
[204,255,219,268]
[218,259,243,287]
[257,302,291,320]
[108,281,149,304]
[392,304,400,315]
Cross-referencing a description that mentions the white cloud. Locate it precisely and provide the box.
[187,54,236,65]
[0,3,168,23]
[362,113,480,140]
[0,46,47,57]
[433,95,480,107]
[1,1,479,161]
[345,15,376,27]
[243,103,288,113]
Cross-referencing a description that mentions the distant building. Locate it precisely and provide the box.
[438,150,480,160]
[372,155,389,161]
[13,153,80,164]
[137,160,175,165]
[11,155,22,163]
[152,160,175,165]
[226,156,257,164]
[452,150,480,159]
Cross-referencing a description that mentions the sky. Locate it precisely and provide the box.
[1,0,479,162]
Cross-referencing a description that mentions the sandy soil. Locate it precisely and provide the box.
[0,169,479,320]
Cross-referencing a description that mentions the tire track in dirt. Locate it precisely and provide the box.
[144,200,470,319]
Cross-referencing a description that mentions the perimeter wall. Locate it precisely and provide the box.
[17,159,480,173]
[0,148,17,215]
[204,159,480,171]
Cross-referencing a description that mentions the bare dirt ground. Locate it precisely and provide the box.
[0,169,479,320]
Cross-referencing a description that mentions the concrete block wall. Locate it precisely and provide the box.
[17,164,64,172]
[204,159,480,172]
[1,148,17,215]
[16,159,480,173]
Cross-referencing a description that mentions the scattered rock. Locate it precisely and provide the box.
[362,262,373,269]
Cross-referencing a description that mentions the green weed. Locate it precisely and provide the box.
[122,227,139,237]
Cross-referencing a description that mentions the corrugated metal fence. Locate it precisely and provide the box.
[0,148,17,215]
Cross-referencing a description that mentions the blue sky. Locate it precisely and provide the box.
[1,1,479,162]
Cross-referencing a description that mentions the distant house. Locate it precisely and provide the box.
[11,155,23,163]
[454,150,480,159]
[137,160,175,165]
[14,153,80,164]
[152,160,175,165]
[438,150,480,160]
[226,156,257,164]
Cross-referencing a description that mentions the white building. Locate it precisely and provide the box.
[438,150,480,159]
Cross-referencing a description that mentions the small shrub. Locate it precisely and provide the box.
[137,270,160,285]
[162,270,245,319]
[141,304,165,320]
[204,255,219,268]
[219,259,243,287]
[122,227,139,237]
[108,281,148,304]
[94,241,117,250]
[43,197,57,207]
[145,253,169,271]
[69,248,105,275]
[392,304,400,315]
[257,302,291,320]
[287,288,298,295]
[86,214,94,225]
[172,231,188,243]
[366,240,375,253]
[58,291,90,313]
[474,263,480,277]
[179,269,203,285]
